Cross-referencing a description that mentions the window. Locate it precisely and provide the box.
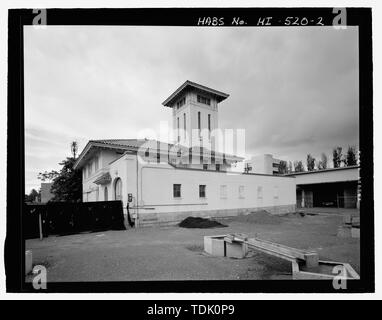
[220,185,227,199]
[115,178,122,201]
[199,185,206,198]
[183,113,186,139]
[203,164,208,170]
[95,157,99,171]
[145,148,149,157]
[198,111,201,133]
[197,95,211,105]
[88,163,92,176]
[173,184,181,198]
[239,186,245,199]
[208,114,211,134]
[176,97,185,109]
[216,164,221,171]
[177,117,180,142]
[104,187,108,201]
[257,186,263,199]
[83,169,86,179]
[274,186,279,199]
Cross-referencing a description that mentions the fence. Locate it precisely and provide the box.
[24,201,126,240]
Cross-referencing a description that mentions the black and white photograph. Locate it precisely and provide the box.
[3,5,376,299]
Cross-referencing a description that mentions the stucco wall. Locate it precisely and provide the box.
[83,153,296,226]
[127,156,296,226]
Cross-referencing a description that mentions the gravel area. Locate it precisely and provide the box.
[25,210,360,282]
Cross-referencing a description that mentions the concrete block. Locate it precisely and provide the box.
[225,242,248,259]
[351,227,360,238]
[204,236,225,257]
[25,250,32,275]
[304,253,319,268]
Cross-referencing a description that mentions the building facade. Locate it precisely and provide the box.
[74,81,297,226]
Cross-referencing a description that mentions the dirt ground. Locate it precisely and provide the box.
[25,210,360,282]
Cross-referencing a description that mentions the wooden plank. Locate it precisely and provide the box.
[246,239,308,260]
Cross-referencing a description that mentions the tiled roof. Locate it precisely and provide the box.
[74,138,243,170]
[89,139,149,149]
[162,80,229,107]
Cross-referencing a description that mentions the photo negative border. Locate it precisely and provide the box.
[6,7,374,293]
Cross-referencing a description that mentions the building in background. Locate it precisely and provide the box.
[244,154,282,175]
[284,166,360,209]
[40,182,54,203]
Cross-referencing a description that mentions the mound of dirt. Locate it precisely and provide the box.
[179,217,228,229]
[232,210,282,225]
[283,211,307,218]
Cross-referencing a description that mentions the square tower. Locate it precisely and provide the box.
[162,80,229,150]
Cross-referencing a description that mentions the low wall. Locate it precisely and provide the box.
[137,204,296,227]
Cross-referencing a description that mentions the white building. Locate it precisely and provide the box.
[244,154,283,175]
[74,81,296,227]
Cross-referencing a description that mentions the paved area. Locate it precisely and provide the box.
[25,211,360,282]
[297,207,359,216]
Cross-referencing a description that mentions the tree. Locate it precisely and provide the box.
[293,160,305,172]
[344,145,357,166]
[278,160,287,174]
[318,153,328,170]
[38,170,59,182]
[306,154,316,171]
[287,161,293,173]
[71,141,78,159]
[25,189,40,203]
[332,146,343,168]
[48,157,82,202]
[38,141,82,202]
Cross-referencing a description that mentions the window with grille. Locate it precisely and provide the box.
[176,97,185,109]
[197,95,211,105]
[199,185,206,198]
[220,185,227,199]
[173,184,181,198]
[239,186,245,199]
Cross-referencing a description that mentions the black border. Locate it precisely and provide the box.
[6,7,374,293]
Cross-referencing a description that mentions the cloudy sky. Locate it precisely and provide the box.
[24,26,359,192]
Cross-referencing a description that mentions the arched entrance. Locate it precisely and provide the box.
[114,178,122,201]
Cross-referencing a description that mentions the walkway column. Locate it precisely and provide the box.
[301,189,305,208]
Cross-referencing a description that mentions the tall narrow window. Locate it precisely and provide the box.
[115,178,122,201]
[199,185,206,198]
[257,186,263,199]
[208,114,211,134]
[104,187,108,201]
[173,184,181,198]
[239,186,245,199]
[198,112,201,135]
[220,185,227,199]
[177,117,180,142]
[216,164,221,171]
[183,113,186,139]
